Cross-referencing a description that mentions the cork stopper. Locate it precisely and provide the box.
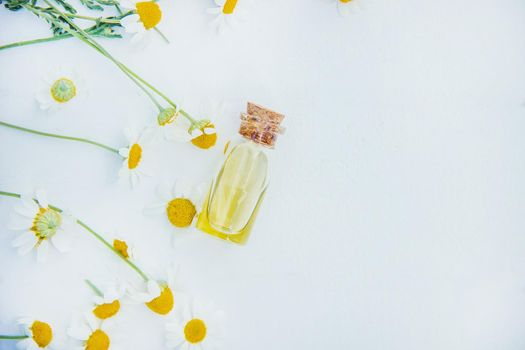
[239,102,285,148]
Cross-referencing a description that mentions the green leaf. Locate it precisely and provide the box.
[53,0,77,14]
[4,0,30,11]
[85,23,122,39]
[94,0,118,5]
[79,0,103,10]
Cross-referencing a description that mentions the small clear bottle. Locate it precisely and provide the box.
[197,102,285,244]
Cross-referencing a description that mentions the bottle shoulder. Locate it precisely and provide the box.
[230,140,269,156]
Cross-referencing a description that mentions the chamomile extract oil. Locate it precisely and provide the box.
[197,102,285,244]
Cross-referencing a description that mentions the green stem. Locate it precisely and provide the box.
[0,34,71,50]
[0,335,29,340]
[117,65,197,124]
[0,191,21,199]
[0,191,150,282]
[65,13,120,24]
[24,3,163,111]
[85,279,104,296]
[41,1,165,112]
[42,0,197,123]
[76,220,149,281]
[114,4,123,14]
[0,120,120,155]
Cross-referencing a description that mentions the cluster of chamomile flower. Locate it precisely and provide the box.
[4,189,223,350]
[34,65,220,188]
[120,0,252,40]
[8,278,224,350]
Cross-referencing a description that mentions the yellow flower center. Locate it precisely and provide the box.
[222,0,238,14]
[339,0,353,3]
[184,319,207,344]
[136,1,162,30]
[32,207,62,240]
[85,329,110,350]
[146,285,174,315]
[166,198,196,228]
[127,143,142,169]
[31,321,53,348]
[93,300,121,320]
[191,125,217,150]
[113,239,129,258]
[50,77,76,103]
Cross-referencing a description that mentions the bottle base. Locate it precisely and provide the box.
[196,209,250,245]
[196,189,267,245]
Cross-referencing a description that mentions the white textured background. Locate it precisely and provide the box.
[2,0,525,349]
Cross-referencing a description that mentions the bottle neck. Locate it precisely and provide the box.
[241,136,273,149]
[239,114,280,149]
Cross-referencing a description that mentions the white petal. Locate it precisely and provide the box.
[35,91,53,110]
[93,295,104,305]
[130,29,151,48]
[14,202,39,218]
[17,317,33,327]
[166,338,184,349]
[143,203,166,216]
[12,231,36,247]
[104,286,119,302]
[119,0,136,10]
[171,127,193,143]
[36,240,50,263]
[8,214,33,230]
[207,7,222,15]
[165,321,181,332]
[67,325,91,341]
[121,15,142,33]
[155,181,173,201]
[147,280,161,296]
[130,171,138,188]
[119,163,130,180]
[118,147,130,158]
[20,194,38,212]
[51,233,70,253]
[34,189,49,208]
[17,238,38,256]
[85,313,99,331]
[124,127,138,143]
[182,303,193,320]
[166,265,178,288]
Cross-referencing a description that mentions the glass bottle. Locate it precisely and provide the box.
[197,102,285,244]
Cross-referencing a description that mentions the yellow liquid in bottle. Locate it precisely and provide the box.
[197,141,268,244]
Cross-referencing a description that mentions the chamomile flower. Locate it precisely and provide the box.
[112,238,134,259]
[90,281,127,320]
[144,180,205,231]
[120,0,163,44]
[67,313,117,350]
[118,127,151,188]
[36,68,84,111]
[188,99,225,149]
[147,107,193,142]
[8,189,73,263]
[16,318,55,349]
[207,0,245,34]
[190,122,218,150]
[165,298,224,350]
[129,266,178,315]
